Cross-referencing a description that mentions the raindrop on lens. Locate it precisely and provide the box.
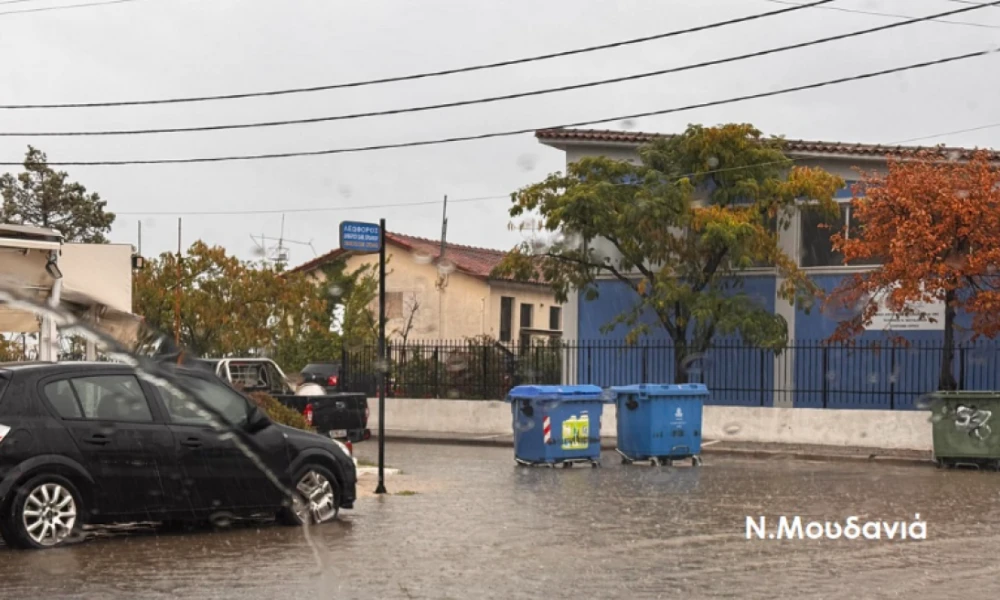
[437,258,456,275]
[707,156,720,169]
[412,249,433,265]
[375,358,391,373]
[723,422,742,435]
[327,284,344,297]
[619,119,637,130]
[447,389,461,399]
[516,154,538,172]
[210,513,233,528]
[338,184,353,199]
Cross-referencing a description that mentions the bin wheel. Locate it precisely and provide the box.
[562,462,571,469]
[692,455,703,467]
[620,457,632,465]
[659,458,673,467]
[591,461,599,468]
[649,458,659,467]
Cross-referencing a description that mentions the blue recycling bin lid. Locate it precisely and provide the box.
[611,383,709,398]
[505,384,604,403]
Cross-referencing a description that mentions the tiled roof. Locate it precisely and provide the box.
[290,231,540,283]
[535,128,1000,161]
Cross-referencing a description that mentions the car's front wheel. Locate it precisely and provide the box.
[278,464,340,526]
[1,474,84,550]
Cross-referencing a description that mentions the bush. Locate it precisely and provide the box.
[247,391,311,430]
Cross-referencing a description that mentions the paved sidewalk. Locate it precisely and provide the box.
[376,429,932,467]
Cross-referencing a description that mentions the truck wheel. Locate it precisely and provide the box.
[278,464,341,526]
[0,474,84,550]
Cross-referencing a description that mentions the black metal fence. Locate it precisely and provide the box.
[333,339,1000,410]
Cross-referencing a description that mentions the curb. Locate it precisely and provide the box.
[377,433,932,467]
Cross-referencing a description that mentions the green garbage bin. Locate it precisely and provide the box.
[929,391,1000,467]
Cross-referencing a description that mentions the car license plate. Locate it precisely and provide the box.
[330,429,348,439]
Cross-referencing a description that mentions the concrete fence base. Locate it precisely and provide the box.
[368,398,933,452]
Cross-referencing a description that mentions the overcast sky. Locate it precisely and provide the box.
[2,0,998,266]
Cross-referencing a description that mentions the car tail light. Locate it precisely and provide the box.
[303,403,314,426]
[327,375,339,387]
[0,423,9,444]
[344,440,353,456]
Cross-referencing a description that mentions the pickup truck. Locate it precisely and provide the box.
[193,357,370,444]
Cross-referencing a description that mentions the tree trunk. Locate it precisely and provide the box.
[939,289,959,391]
[674,340,689,384]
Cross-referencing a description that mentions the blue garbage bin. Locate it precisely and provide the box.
[612,383,708,466]
[505,385,606,467]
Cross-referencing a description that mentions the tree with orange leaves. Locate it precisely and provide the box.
[828,150,1000,390]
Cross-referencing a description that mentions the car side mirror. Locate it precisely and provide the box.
[245,407,272,433]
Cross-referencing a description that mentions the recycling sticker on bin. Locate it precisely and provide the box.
[560,412,590,450]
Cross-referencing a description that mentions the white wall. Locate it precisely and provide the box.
[368,398,933,451]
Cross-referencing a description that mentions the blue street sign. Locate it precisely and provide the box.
[339,221,382,253]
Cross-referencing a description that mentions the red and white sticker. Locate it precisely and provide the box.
[543,416,552,444]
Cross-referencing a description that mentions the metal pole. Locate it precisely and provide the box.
[375,218,388,495]
[174,218,182,346]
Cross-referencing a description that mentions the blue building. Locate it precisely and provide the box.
[537,128,1000,410]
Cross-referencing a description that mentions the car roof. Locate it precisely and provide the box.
[0,361,218,379]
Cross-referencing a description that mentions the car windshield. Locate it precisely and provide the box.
[162,374,252,427]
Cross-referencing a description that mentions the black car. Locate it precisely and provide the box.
[301,362,341,390]
[0,361,357,550]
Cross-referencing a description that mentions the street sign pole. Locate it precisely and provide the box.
[375,217,388,495]
[337,219,387,494]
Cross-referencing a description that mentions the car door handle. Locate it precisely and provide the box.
[84,434,110,446]
[181,438,203,448]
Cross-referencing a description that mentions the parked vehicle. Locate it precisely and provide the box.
[301,362,341,391]
[195,358,370,444]
[0,361,357,550]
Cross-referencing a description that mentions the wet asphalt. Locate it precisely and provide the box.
[2,442,1000,599]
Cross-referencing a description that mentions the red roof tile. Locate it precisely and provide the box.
[536,128,1000,161]
[290,231,539,283]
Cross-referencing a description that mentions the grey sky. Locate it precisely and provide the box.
[1,0,998,265]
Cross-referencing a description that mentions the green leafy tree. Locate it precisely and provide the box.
[337,262,380,348]
[133,241,333,358]
[0,146,115,242]
[495,123,843,382]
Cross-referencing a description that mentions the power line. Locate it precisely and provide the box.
[7,1,996,138]
[0,0,144,17]
[3,48,995,167]
[0,0,836,109]
[112,121,1000,217]
[764,0,1000,29]
[115,195,510,216]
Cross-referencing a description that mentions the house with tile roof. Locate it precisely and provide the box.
[536,127,1000,409]
[290,231,562,344]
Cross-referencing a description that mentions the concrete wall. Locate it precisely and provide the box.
[368,397,933,451]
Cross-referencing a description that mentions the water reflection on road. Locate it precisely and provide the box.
[3,443,1000,599]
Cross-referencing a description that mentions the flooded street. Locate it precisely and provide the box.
[3,442,1000,599]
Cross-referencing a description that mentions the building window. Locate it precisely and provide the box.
[520,303,533,329]
[385,292,403,319]
[799,203,878,268]
[549,306,562,331]
[499,297,514,342]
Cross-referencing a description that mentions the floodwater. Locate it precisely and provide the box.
[3,442,1000,599]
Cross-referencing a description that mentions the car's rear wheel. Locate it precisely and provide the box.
[1,474,84,550]
[278,464,340,526]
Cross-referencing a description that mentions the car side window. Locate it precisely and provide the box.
[161,375,252,427]
[43,380,83,419]
[69,375,153,422]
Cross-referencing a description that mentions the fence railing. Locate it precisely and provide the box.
[331,339,1000,410]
